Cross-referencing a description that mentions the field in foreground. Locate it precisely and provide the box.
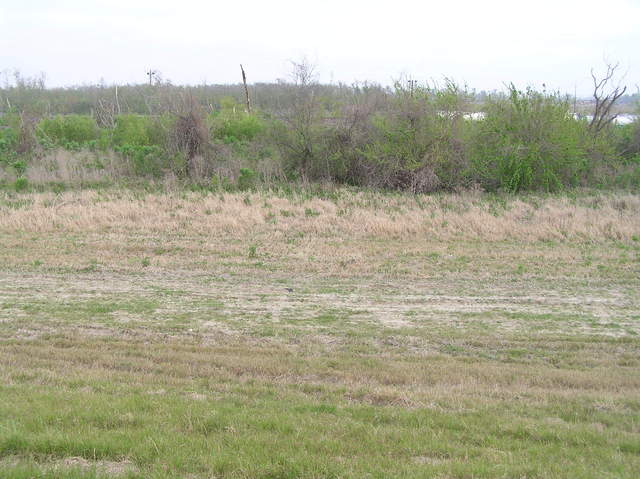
[0,188,639,478]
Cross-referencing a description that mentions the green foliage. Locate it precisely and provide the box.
[0,115,19,155]
[210,175,236,192]
[237,168,258,191]
[208,100,265,144]
[112,115,152,147]
[611,157,640,189]
[12,159,27,176]
[110,116,177,177]
[114,144,165,177]
[614,121,640,161]
[37,115,99,146]
[147,113,175,146]
[14,177,28,192]
[470,86,590,192]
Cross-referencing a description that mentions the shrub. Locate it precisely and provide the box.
[112,114,152,147]
[37,115,99,145]
[0,123,18,167]
[358,81,472,192]
[147,114,175,146]
[0,114,19,155]
[171,107,210,179]
[209,111,265,144]
[237,168,258,191]
[470,85,591,192]
[210,175,235,192]
[269,62,338,180]
[115,144,166,177]
[615,120,640,161]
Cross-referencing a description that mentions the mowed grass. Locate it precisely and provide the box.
[0,188,639,478]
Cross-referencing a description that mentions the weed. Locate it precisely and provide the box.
[14,177,28,192]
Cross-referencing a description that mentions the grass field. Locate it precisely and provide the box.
[0,188,639,478]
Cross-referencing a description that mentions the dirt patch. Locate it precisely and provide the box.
[58,456,137,475]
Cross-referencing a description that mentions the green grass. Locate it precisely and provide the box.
[0,190,638,477]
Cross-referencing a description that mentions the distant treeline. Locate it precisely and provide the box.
[1,78,638,117]
[0,68,638,193]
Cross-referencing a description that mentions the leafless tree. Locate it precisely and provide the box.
[589,62,627,134]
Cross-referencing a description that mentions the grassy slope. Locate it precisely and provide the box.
[0,189,639,478]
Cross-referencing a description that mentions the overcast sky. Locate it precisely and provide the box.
[1,0,639,95]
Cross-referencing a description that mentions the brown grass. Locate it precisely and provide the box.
[1,189,638,242]
[23,149,128,184]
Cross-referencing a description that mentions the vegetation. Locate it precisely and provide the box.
[0,66,638,477]
[470,86,592,192]
[37,114,100,146]
[0,188,639,478]
[1,69,638,193]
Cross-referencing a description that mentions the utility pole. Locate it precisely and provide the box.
[240,64,251,113]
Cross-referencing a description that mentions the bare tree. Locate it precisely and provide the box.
[589,62,627,134]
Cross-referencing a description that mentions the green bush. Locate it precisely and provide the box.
[112,114,173,150]
[615,121,640,161]
[470,86,590,192]
[37,115,99,145]
[237,168,258,191]
[0,127,18,166]
[115,144,165,177]
[208,104,265,144]
[147,114,175,146]
[112,115,152,147]
[0,114,19,155]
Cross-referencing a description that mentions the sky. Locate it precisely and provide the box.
[1,0,639,95]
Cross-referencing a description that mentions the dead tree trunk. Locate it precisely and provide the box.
[240,64,251,114]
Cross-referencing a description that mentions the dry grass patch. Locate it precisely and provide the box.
[1,189,638,242]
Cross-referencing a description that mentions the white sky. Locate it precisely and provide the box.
[1,0,639,95]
